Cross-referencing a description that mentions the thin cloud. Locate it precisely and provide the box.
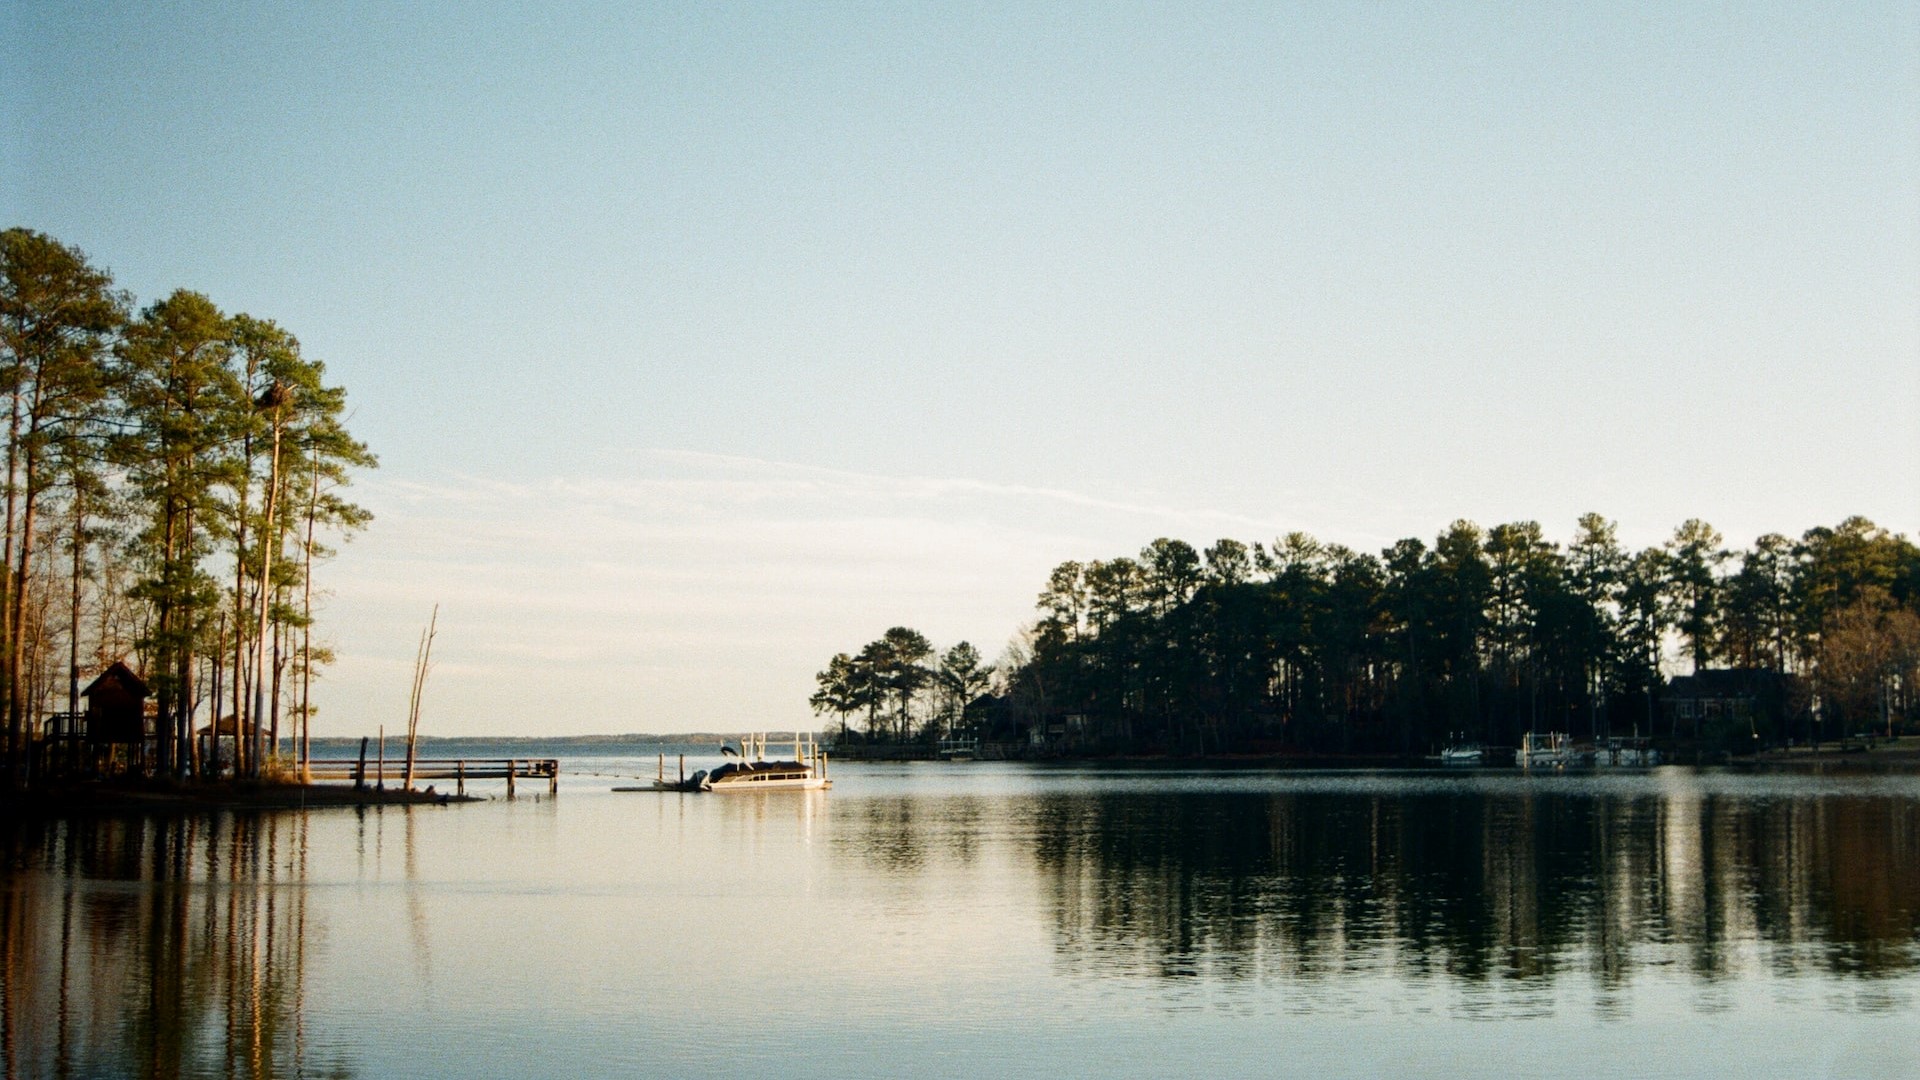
[319,451,1403,735]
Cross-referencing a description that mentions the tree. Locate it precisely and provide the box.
[1665,519,1725,673]
[936,641,991,739]
[0,229,125,775]
[1617,547,1669,735]
[876,627,933,740]
[1795,518,1919,643]
[114,290,243,776]
[1816,588,1920,737]
[1036,561,1087,642]
[1380,537,1438,749]
[1565,513,1626,736]
[851,639,888,738]
[289,417,373,772]
[1203,539,1251,587]
[1140,538,1201,617]
[809,653,860,742]
[1429,521,1491,742]
[1720,533,1797,672]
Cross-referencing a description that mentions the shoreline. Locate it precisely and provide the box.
[846,741,1920,772]
[2,779,477,818]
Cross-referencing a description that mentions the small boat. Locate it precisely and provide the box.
[1433,733,1485,765]
[692,733,831,792]
[1516,732,1589,769]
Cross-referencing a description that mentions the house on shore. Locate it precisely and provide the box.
[1663,668,1803,745]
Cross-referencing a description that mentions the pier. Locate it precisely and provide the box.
[305,757,559,796]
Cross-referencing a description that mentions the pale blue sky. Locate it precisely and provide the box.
[6,2,1918,733]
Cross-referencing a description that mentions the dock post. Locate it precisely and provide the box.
[507,759,516,799]
[678,754,685,785]
[376,726,386,791]
[457,760,465,797]
[549,761,558,795]
[354,736,369,790]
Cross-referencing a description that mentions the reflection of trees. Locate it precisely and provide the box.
[0,814,353,1079]
[1026,790,1920,989]
[835,796,992,874]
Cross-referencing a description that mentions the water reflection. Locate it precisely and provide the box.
[0,814,353,1080]
[3,770,1917,1077]
[1016,782,1920,1002]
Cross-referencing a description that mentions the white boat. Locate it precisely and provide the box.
[1439,744,1485,765]
[699,733,831,792]
[1515,732,1588,769]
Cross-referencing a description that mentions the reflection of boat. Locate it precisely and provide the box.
[1516,732,1584,769]
[700,733,831,792]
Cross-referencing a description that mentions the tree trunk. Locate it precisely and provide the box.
[179,507,198,779]
[2,388,20,776]
[270,611,283,752]
[250,400,285,777]
[155,496,178,777]
[67,490,83,773]
[208,612,224,776]
[10,453,41,770]
[300,444,318,776]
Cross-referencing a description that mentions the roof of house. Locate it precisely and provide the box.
[81,660,149,699]
[1667,667,1791,699]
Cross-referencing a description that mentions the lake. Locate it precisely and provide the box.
[4,755,1919,1078]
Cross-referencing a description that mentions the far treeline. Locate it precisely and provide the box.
[815,516,1920,756]
[0,228,374,783]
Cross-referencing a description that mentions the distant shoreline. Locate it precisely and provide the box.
[292,733,1920,771]
[302,733,798,748]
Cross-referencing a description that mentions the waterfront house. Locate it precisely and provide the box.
[1663,668,1800,744]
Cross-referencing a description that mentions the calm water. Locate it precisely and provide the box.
[4,757,1919,1079]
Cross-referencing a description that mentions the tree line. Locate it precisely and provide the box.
[0,228,374,782]
[818,514,1920,755]
[809,627,993,743]
[1009,516,1920,755]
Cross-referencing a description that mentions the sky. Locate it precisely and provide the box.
[5,2,1918,735]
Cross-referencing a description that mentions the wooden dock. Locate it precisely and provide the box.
[305,757,559,797]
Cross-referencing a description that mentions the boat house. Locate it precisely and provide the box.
[83,661,149,746]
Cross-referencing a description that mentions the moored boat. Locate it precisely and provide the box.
[699,733,831,792]
[1516,732,1578,769]
[1435,733,1485,765]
